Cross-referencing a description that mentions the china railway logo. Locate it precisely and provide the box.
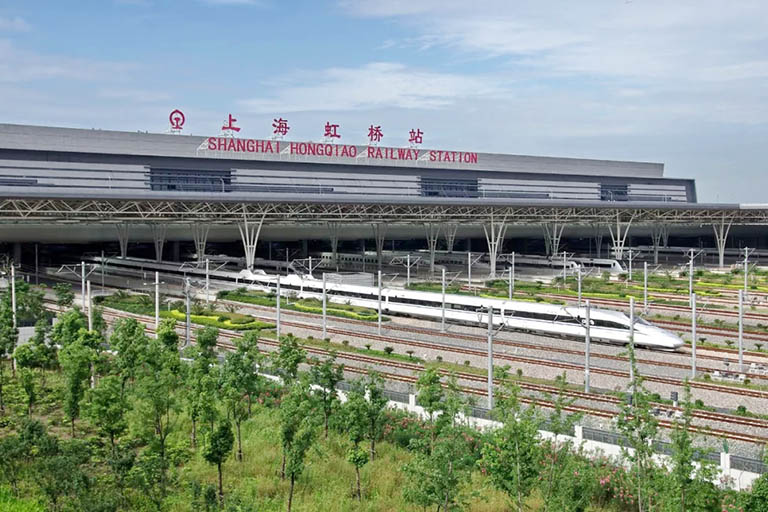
[169,109,185,131]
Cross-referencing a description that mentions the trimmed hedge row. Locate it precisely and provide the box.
[162,310,274,331]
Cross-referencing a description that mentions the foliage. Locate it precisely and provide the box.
[272,333,306,385]
[309,350,344,438]
[203,421,234,505]
[53,283,75,308]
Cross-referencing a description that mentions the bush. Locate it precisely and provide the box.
[464,360,470,366]
[342,340,349,346]
[736,405,748,416]
[436,355,443,362]
[694,399,704,408]
[406,350,414,359]
[365,344,371,351]
[384,346,394,355]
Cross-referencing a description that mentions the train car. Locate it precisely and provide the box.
[570,257,626,274]
[85,257,682,350]
[242,271,683,350]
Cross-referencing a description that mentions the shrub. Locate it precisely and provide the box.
[342,339,349,346]
[516,368,523,378]
[384,346,394,355]
[436,355,443,362]
[406,350,414,359]
[755,343,763,352]
[736,405,748,416]
[702,374,711,381]
[724,340,735,348]
[365,344,372,351]
[464,360,470,366]
[694,399,704,408]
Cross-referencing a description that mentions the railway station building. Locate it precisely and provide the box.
[0,122,766,271]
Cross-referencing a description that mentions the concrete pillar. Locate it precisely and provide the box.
[301,239,308,259]
[172,241,180,262]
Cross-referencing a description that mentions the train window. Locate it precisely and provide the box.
[592,320,628,330]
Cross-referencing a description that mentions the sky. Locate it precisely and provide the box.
[0,0,766,203]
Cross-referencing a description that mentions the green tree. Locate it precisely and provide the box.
[109,317,151,392]
[416,366,444,425]
[49,308,87,349]
[53,282,75,308]
[0,294,19,412]
[343,381,372,501]
[0,435,26,495]
[540,373,583,511]
[279,379,317,480]
[82,374,129,453]
[616,343,660,512]
[403,426,476,511]
[32,437,91,512]
[236,330,262,415]
[273,333,306,385]
[744,470,768,512]
[187,326,221,448]
[346,445,369,502]
[157,317,179,352]
[665,380,719,512]
[18,367,36,416]
[220,351,251,462]
[13,279,45,325]
[478,380,542,512]
[58,333,94,436]
[309,351,344,438]
[361,371,388,461]
[203,421,234,506]
[280,381,319,512]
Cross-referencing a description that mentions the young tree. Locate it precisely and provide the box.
[0,435,26,495]
[18,367,36,416]
[343,381,371,501]
[478,380,542,512]
[187,326,221,447]
[109,317,151,392]
[203,421,234,506]
[309,351,344,438]
[156,318,179,352]
[362,371,388,461]
[82,374,129,454]
[236,329,262,415]
[416,366,444,449]
[273,333,306,385]
[53,282,75,308]
[666,380,718,512]
[133,336,182,497]
[616,343,659,512]
[220,351,251,461]
[280,381,319,512]
[58,333,94,437]
[0,294,19,410]
[402,427,475,512]
[540,373,583,512]
[279,379,317,480]
[49,308,87,349]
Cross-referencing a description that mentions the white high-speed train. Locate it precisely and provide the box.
[240,270,683,350]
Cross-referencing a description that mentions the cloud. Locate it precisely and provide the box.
[240,62,503,113]
[0,16,30,31]
[0,40,136,83]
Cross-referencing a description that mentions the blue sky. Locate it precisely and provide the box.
[1,0,767,202]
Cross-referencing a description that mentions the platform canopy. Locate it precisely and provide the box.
[0,195,765,226]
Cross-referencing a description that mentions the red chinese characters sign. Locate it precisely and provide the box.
[203,137,478,164]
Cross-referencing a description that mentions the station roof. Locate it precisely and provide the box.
[0,123,665,178]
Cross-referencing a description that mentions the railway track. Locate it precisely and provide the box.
[85,305,768,445]
[217,299,768,382]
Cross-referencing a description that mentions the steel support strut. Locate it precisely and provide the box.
[115,223,130,259]
[238,209,266,271]
[712,214,733,269]
[542,222,564,256]
[608,212,634,260]
[327,222,341,271]
[191,223,210,268]
[483,215,507,278]
[150,224,167,263]
[425,223,440,275]
[443,223,459,253]
[650,225,664,265]
[372,223,387,271]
